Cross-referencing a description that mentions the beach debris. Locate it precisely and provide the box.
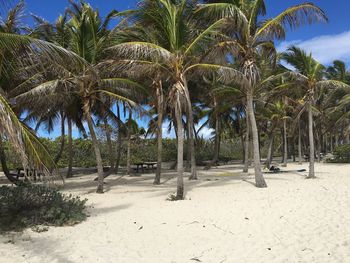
[138,226,143,230]
[190,258,202,262]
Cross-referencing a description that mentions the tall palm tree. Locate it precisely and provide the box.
[282,46,348,178]
[110,0,248,198]
[14,2,145,192]
[199,0,327,187]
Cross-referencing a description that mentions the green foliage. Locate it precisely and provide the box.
[331,144,350,163]
[0,183,87,232]
[0,136,246,171]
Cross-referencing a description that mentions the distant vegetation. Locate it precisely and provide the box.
[330,145,350,163]
[2,137,247,169]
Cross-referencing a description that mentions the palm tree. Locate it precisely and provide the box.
[0,0,57,183]
[110,0,248,198]
[199,0,327,187]
[326,60,350,145]
[282,46,348,178]
[13,2,145,192]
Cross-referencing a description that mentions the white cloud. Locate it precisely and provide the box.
[197,126,214,139]
[162,122,176,139]
[277,31,350,65]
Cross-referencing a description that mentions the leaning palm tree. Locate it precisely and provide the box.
[12,2,145,193]
[199,0,327,187]
[0,91,57,182]
[282,46,349,178]
[0,0,57,183]
[110,0,249,199]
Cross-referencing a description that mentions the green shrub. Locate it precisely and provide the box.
[331,144,350,163]
[0,183,87,232]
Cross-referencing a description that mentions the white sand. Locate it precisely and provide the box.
[1,162,350,263]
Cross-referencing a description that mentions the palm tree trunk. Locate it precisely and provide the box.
[54,114,66,164]
[330,134,334,152]
[175,93,184,199]
[307,102,315,179]
[212,98,220,164]
[238,113,245,164]
[266,132,274,169]
[0,137,18,184]
[84,101,104,193]
[104,118,115,172]
[282,118,288,167]
[154,81,163,185]
[335,134,339,147]
[114,104,122,174]
[298,119,302,165]
[183,77,197,180]
[243,113,250,173]
[316,130,322,162]
[246,91,267,187]
[126,109,132,175]
[67,118,73,178]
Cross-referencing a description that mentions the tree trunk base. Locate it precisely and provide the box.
[255,176,267,188]
[96,186,104,194]
[255,182,267,188]
[306,175,317,179]
[153,178,161,185]
[176,186,184,200]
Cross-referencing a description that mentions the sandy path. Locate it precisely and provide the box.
[1,162,350,262]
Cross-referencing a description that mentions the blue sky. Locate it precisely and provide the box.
[16,0,350,138]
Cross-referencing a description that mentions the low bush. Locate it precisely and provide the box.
[330,144,350,163]
[0,183,87,232]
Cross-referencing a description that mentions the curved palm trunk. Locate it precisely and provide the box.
[175,94,184,199]
[298,119,302,165]
[84,101,104,193]
[66,118,73,178]
[0,138,17,184]
[246,91,267,187]
[54,115,66,164]
[183,77,197,180]
[154,81,164,185]
[243,113,250,173]
[307,102,315,179]
[282,118,288,167]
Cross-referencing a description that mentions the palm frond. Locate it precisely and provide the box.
[108,41,174,63]
[256,3,327,41]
